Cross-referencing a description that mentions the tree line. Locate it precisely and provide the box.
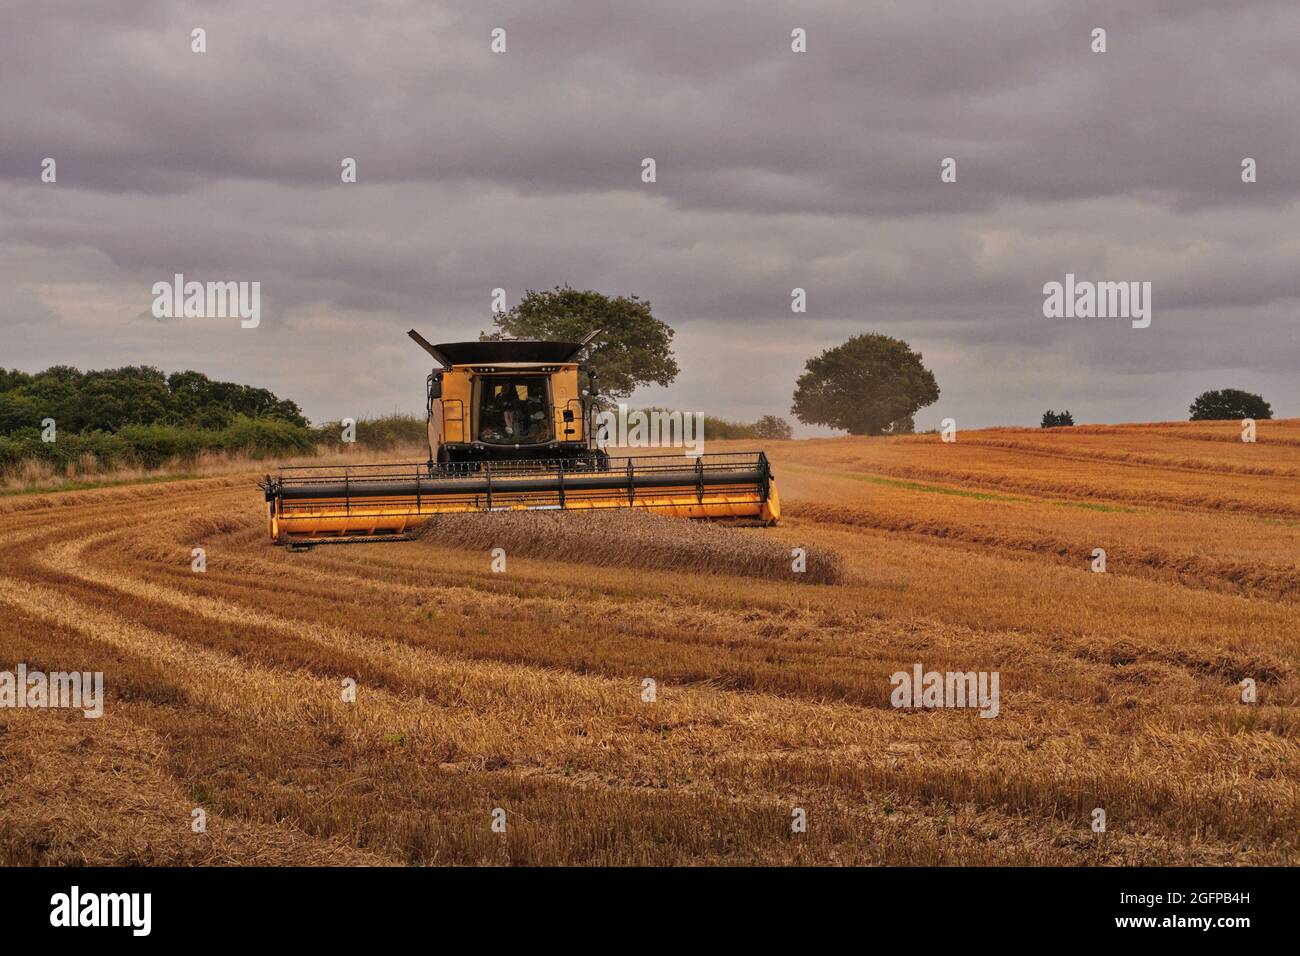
[0,366,312,471]
[0,366,306,434]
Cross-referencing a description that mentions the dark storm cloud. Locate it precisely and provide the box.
[1,0,1297,428]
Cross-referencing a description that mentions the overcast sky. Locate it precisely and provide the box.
[2,0,1298,430]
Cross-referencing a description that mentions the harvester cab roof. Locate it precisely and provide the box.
[406,329,601,369]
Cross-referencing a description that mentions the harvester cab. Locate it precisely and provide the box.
[260,330,780,544]
[408,328,607,469]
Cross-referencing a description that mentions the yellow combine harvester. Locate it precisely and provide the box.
[261,330,780,543]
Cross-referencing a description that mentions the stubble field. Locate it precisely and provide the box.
[1,419,1297,865]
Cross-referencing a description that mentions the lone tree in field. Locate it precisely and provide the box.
[1189,389,1272,421]
[483,286,678,403]
[1041,409,1075,428]
[791,333,939,435]
[752,415,793,440]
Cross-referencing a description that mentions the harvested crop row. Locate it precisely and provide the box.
[791,502,1300,602]
[413,509,844,584]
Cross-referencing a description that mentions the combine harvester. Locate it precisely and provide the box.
[261,331,780,544]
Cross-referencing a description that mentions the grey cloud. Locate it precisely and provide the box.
[1,0,1298,430]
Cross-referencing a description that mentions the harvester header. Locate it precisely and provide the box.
[260,330,780,543]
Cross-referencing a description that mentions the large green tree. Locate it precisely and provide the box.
[483,286,678,402]
[791,333,939,435]
[1188,389,1272,421]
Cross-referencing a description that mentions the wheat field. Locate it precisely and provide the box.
[1,420,1296,865]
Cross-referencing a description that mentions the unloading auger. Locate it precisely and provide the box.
[260,331,780,544]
